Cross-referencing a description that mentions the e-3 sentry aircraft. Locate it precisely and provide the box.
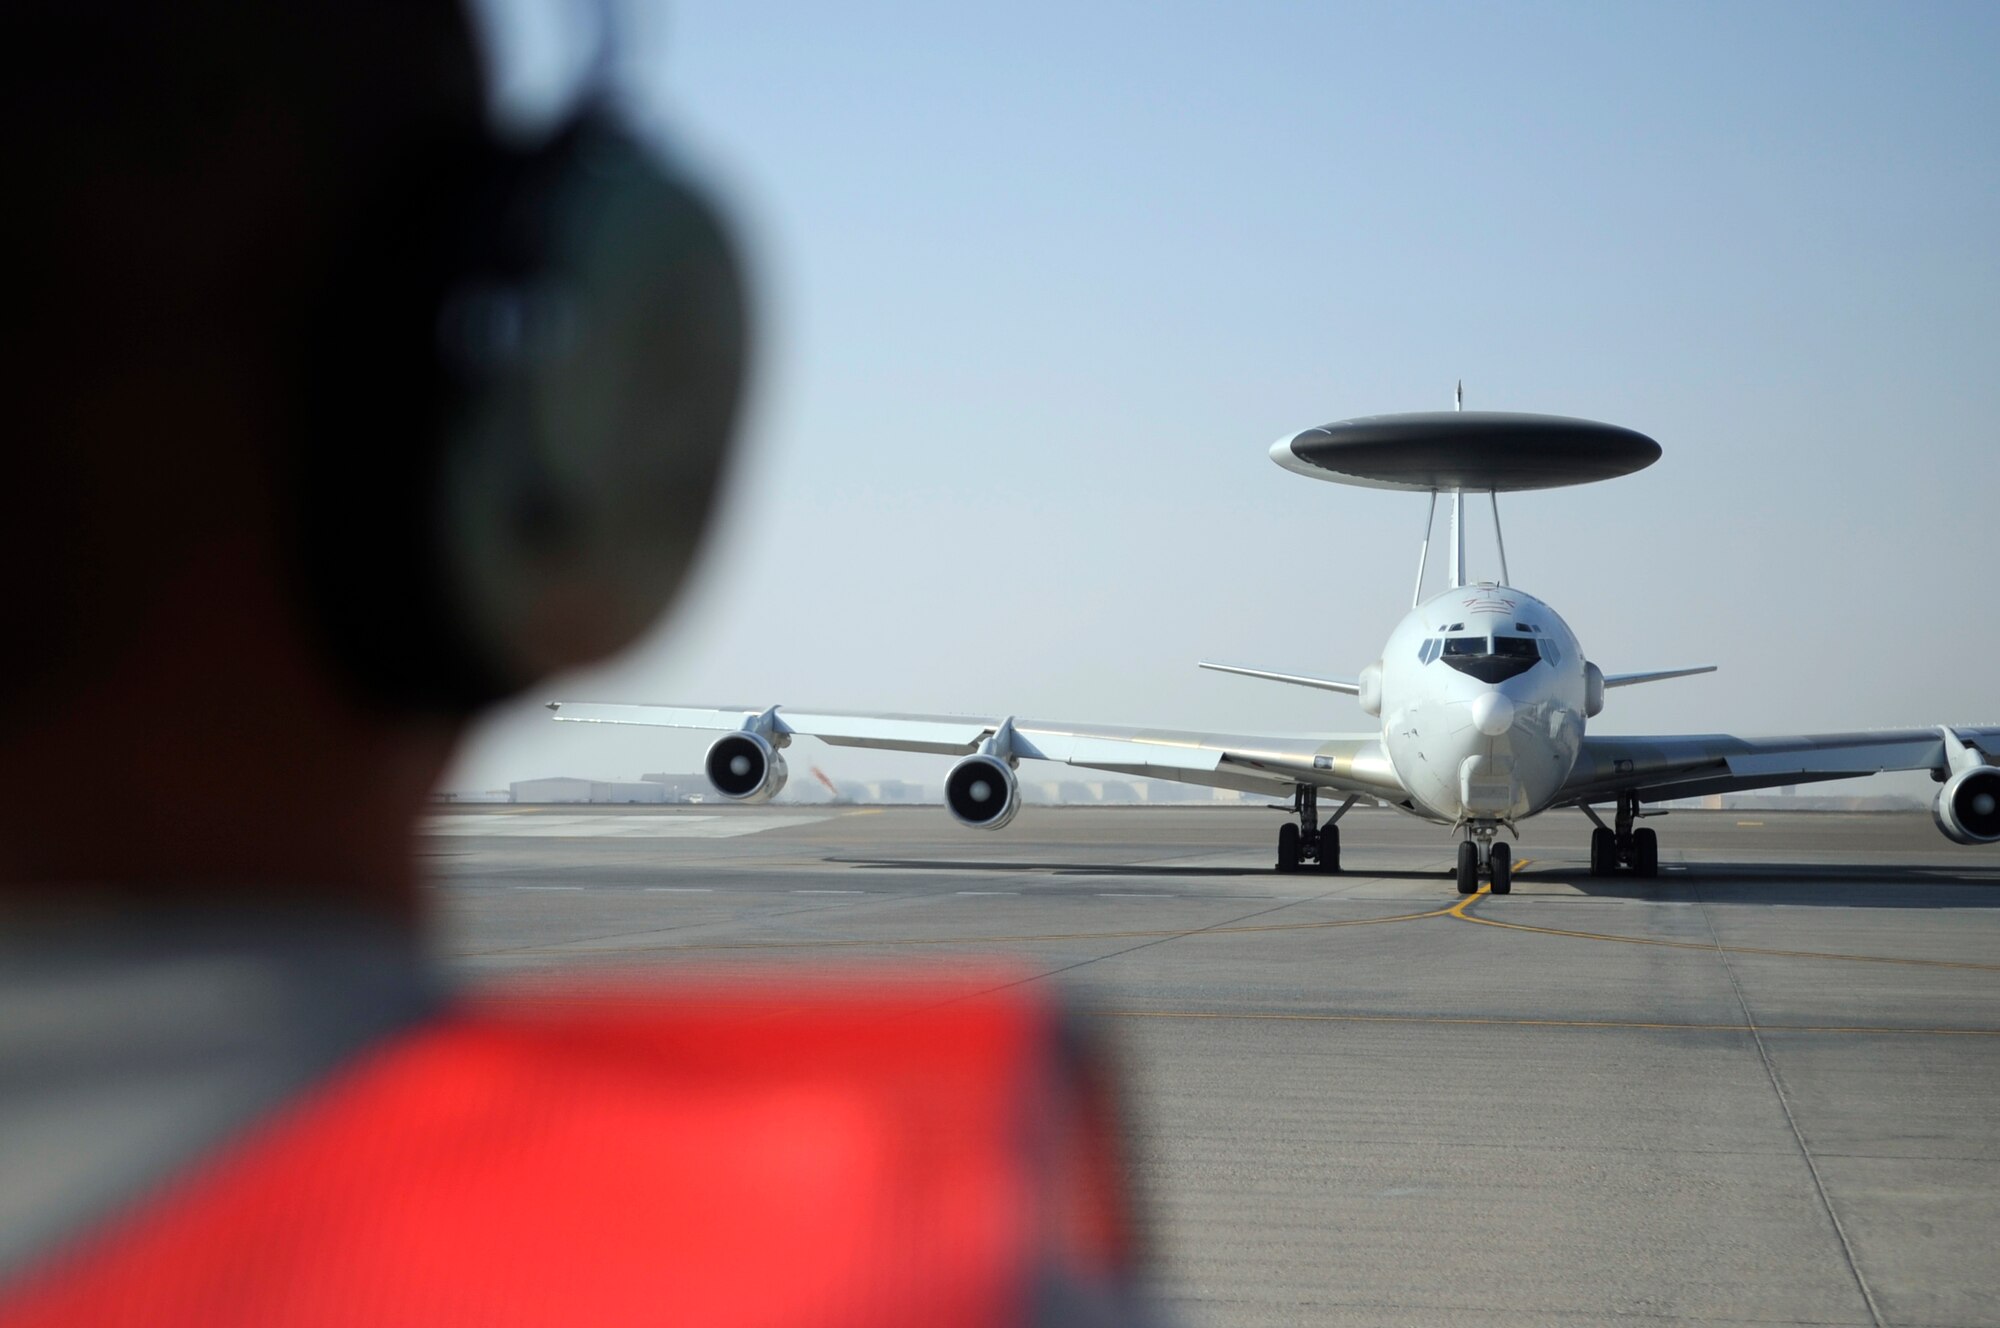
[550,402,2000,895]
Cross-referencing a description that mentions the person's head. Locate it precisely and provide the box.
[2,1,747,913]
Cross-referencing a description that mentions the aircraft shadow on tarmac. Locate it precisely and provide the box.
[828,857,2000,904]
[1539,862,2000,908]
[829,857,1297,879]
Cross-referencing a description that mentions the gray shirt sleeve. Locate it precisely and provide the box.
[0,905,444,1282]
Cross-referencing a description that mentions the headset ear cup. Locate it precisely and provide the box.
[294,116,748,714]
[437,121,749,690]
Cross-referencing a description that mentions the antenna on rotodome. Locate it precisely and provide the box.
[1448,380,1465,585]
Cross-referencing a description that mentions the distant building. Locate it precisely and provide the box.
[1661,790,1922,812]
[865,780,928,803]
[640,772,711,803]
[510,777,666,804]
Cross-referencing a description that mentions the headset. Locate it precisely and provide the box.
[295,24,748,715]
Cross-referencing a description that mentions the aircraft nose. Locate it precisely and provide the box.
[1469,690,1515,737]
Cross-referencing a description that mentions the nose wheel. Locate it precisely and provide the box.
[1275,785,1346,873]
[1586,793,1660,877]
[1455,827,1512,894]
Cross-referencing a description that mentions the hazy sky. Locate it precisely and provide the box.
[451,0,2000,796]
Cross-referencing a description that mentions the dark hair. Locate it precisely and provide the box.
[1,2,485,699]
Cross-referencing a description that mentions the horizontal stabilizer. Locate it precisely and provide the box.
[1198,661,1360,696]
[1603,666,1717,689]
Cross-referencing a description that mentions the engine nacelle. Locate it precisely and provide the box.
[1583,662,1606,718]
[704,732,788,804]
[944,754,1021,831]
[1932,765,2000,844]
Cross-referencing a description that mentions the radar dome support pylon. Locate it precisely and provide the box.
[1430,484,1502,601]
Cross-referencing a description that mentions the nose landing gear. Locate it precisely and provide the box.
[1455,823,1513,895]
[1275,785,1349,873]
[1585,792,1660,877]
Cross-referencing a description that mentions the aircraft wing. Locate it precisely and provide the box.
[1556,726,2000,805]
[548,702,1407,802]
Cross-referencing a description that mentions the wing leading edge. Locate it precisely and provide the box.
[1558,726,2000,805]
[547,702,1407,803]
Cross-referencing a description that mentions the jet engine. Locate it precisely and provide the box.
[1932,765,2000,844]
[704,732,788,804]
[944,754,1021,831]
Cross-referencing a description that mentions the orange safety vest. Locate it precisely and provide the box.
[1,981,1133,1327]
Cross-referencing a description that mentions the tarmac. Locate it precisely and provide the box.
[425,804,2000,1327]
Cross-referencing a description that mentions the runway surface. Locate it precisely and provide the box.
[426,805,2000,1327]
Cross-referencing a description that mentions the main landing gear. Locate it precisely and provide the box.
[1454,823,1512,895]
[1586,791,1659,878]
[1275,785,1345,874]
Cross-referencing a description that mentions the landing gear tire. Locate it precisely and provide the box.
[1277,822,1301,873]
[1489,842,1512,894]
[1316,825,1341,874]
[1455,840,1480,895]
[1589,827,1615,877]
[1632,826,1659,878]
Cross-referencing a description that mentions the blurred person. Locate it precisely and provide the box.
[0,3,1142,1323]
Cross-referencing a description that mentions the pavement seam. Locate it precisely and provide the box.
[1692,882,1887,1328]
[1098,1009,2000,1038]
[1448,896,2000,971]
[1151,1293,1871,1325]
[450,884,952,959]
[472,897,1456,957]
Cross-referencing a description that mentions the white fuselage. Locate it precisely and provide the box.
[1378,584,1588,824]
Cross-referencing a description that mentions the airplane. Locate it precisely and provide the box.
[550,401,2000,895]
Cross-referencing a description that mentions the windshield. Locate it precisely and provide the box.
[1432,634,1541,683]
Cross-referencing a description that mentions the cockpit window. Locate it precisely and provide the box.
[1439,634,1541,683]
